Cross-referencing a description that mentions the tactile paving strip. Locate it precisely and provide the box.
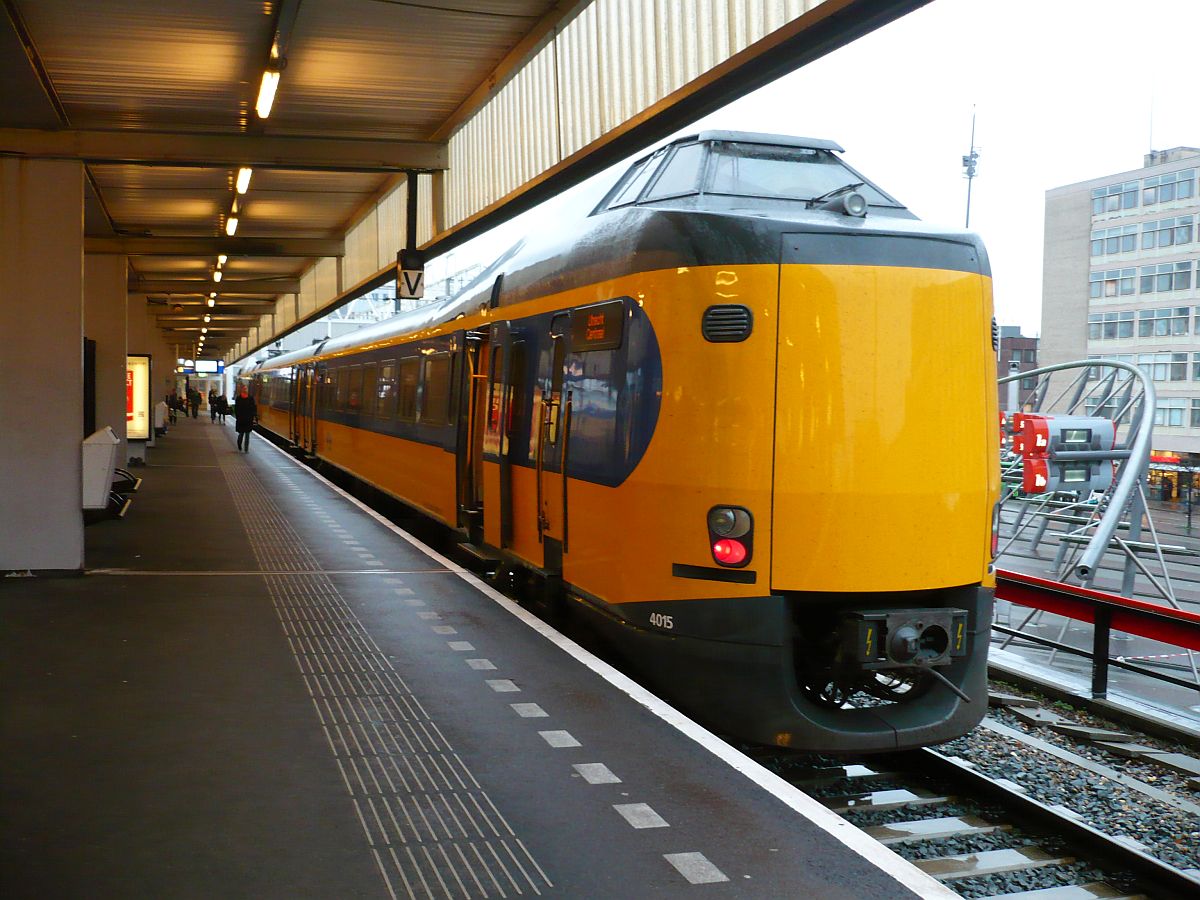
[214,434,551,898]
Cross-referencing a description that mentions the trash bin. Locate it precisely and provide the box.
[82,426,119,509]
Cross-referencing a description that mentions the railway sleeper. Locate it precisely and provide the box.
[914,845,1074,881]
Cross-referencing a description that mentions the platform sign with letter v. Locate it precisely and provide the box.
[397,248,426,300]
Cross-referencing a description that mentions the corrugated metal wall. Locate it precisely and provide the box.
[445,0,824,226]
[244,0,825,360]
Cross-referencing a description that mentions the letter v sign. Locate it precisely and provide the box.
[399,268,424,299]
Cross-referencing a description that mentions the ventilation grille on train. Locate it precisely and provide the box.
[702,305,753,342]
[991,316,999,353]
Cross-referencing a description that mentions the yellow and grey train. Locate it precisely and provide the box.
[242,131,1000,752]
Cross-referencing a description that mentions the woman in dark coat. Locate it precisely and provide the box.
[233,385,257,452]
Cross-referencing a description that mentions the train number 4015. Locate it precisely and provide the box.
[649,613,674,630]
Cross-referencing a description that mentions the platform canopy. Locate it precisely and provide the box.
[0,0,926,360]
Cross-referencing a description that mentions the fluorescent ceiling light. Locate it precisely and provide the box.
[256,70,280,119]
[236,167,252,195]
[225,217,238,237]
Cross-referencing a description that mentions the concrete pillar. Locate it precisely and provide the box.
[0,159,85,573]
[84,254,128,464]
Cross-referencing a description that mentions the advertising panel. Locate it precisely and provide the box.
[126,354,151,440]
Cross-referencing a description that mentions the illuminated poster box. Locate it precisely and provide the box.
[126,354,151,440]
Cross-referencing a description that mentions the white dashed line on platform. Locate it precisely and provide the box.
[486,680,520,693]
[510,703,547,718]
[448,641,475,651]
[466,659,496,671]
[613,803,668,829]
[664,852,730,884]
[573,763,621,784]
[538,730,580,748]
[432,626,457,635]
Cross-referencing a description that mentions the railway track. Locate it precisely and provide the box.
[747,717,1200,899]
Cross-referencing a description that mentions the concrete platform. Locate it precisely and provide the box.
[1,417,951,898]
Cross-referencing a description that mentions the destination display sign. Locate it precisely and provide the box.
[570,299,625,352]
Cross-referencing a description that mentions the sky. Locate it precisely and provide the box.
[429,0,1199,339]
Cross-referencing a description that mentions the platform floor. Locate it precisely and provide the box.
[1,417,947,898]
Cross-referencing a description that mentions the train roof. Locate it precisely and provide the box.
[666,131,844,153]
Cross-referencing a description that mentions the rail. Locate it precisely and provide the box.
[993,568,1200,698]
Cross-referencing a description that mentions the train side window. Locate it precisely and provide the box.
[328,367,342,411]
[605,148,666,208]
[378,359,396,416]
[347,365,364,413]
[421,353,451,426]
[335,366,351,410]
[361,363,378,416]
[397,358,419,421]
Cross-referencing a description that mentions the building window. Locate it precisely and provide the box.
[1192,352,1200,381]
[1137,307,1190,337]
[1140,261,1194,294]
[1154,397,1187,427]
[1143,169,1196,205]
[1089,310,1134,339]
[1138,352,1189,381]
[1091,223,1140,256]
[1023,348,1037,363]
[1092,181,1139,215]
[1010,348,1022,361]
[1141,215,1194,250]
[1089,268,1137,298]
[1020,376,1037,390]
[1192,399,1200,428]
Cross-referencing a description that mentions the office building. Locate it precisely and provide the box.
[1040,147,1200,463]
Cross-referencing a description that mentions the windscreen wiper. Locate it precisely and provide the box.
[807,181,865,208]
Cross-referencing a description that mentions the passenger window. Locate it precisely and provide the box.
[332,368,346,410]
[346,365,363,413]
[421,354,452,426]
[378,360,396,415]
[397,358,419,421]
[484,347,505,456]
[362,363,378,416]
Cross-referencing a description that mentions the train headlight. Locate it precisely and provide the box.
[707,506,753,567]
[842,191,868,217]
[707,506,750,538]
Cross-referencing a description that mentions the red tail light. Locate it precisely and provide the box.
[712,539,747,566]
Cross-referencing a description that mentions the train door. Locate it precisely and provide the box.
[482,322,521,550]
[290,364,305,445]
[536,314,571,574]
[455,328,490,542]
[301,363,322,452]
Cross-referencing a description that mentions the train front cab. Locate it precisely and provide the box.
[601,234,1000,753]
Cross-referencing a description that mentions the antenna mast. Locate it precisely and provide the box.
[963,109,979,228]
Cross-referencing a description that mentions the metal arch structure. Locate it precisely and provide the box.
[995,358,1200,688]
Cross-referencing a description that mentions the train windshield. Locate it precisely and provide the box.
[705,141,900,206]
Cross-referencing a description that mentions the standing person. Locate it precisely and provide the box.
[217,394,229,424]
[234,385,257,453]
[189,388,200,419]
[208,388,218,422]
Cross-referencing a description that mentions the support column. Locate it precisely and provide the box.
[0,159,85,573]
[84,254,128,464]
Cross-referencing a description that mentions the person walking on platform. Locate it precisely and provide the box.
[189,388,200,419]
[217,394,229,424]
[208,388,218,422]
[234,385,257,453]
